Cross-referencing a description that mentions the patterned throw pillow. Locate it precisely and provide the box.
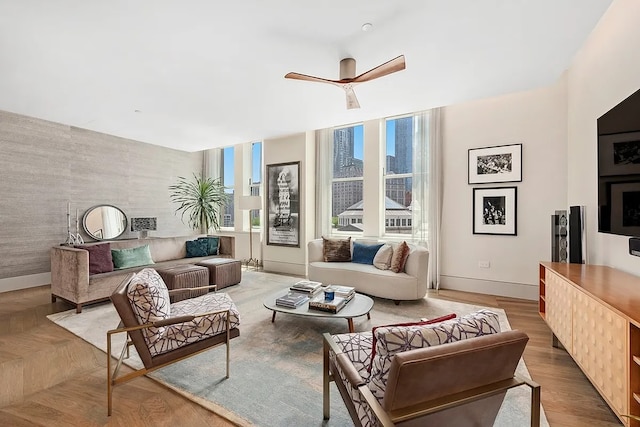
[373,244,393,270]
[197,236,220,255]
[127,268,171,347]
[368,310,501,400]
[322,236,352,262]
[389,241,410,273]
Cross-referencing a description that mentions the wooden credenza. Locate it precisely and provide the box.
[539,262,640,427]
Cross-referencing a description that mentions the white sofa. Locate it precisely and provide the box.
[307,238,429,301]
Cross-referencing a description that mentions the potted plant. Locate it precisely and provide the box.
[169,174,230,233]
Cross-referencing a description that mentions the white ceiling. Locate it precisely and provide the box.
[0,1,612,152]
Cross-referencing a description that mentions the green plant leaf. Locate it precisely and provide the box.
[169,174,230,233]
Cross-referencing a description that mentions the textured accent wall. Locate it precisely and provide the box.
[0,109,202,280]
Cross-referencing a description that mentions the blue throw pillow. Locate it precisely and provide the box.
[186,239,209,257]
[197,236,219,255]
[352,242,384,265]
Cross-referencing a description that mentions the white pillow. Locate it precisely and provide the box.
[373,244,393,270]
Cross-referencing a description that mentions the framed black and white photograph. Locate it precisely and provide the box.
[598,131,640,176]
[468,143,522,184]
[473,187,517,235]
[266,161,300,247]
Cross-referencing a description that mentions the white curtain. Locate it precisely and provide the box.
[429,108,443,290]
[203,148,222,180]
[315,128,332,238]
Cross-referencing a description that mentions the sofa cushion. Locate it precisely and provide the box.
[368,310,501,400]
[322,236,352,262]
[373,244,393,270]
[76,242,114,275]
[390,241,410,273]
[112,244,155,269]
[352,242,384,265]
[186,239,208,257]
[126,268,171,348]
[198,236,220,255]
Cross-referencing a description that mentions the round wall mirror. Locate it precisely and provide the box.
[82,205,127,240]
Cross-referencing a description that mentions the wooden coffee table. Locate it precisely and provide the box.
[263,288,373,333]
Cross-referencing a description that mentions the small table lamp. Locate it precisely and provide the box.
[239,195,262,269]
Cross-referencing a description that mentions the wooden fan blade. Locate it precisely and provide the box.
[352,55,406,83]
[284,72,340,85]
[344,84,360,109]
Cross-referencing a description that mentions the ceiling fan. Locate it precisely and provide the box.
[284,55,406,109]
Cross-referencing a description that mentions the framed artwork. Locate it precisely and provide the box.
[468,143,522,184]
[598,131,640,176]
[610,182,640,236]
[473,187,517,235]
[266,161,300,247]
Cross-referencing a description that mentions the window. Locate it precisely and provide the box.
[332,124,364,232]
[250,142,262,228]
[222,146,235,227]
[385,116,414,235]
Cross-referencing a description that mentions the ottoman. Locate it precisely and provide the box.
[196,258,242,290]
[156,264,210,302]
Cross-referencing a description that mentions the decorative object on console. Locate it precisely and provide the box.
[169,174,229,233]
[551,209,568,263]
[111,244,154,269]
[266,161,300,247]
[472,187,517,236]
[65,202,85,245]
[322,236,351,262]
[239,194,263,269]
[468,143,522,184]
[569,205,586,264]
[130,217,157,239]
[82,204,127,241]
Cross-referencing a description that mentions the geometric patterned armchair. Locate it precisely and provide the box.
[323,310,540,426]
[107,268,240,415]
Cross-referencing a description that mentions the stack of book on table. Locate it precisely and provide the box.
[275,291,309,308]
[308,285,355,314]
[290,280,323,296]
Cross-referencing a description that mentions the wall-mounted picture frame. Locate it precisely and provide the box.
[266,161,300,247]
[473,186,517,235]
[468,143,522,184]
[598,131,640,176]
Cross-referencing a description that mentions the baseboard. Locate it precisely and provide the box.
[439,275,538,301]
[262,260,306,277]
[0,272,51,293]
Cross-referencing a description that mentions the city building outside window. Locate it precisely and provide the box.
[250,142,262,228]
[332,124,364,233]
[384,115,414,235]
[222,146,234,228]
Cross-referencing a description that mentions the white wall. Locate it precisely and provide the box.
[567,0,640,274]
[262,131,315,276]
[440,80,568,300]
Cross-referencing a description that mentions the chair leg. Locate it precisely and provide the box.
[323,337,330,420]
[530,382,541,427]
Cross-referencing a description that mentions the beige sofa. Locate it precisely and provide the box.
[307,238,429,301]
[50,235,235,313]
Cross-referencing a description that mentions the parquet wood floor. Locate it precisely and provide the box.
[0,284,623,426]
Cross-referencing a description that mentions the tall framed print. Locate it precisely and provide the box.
[468,143,522,184]
[266,161,300,247]
[472,186,517,235]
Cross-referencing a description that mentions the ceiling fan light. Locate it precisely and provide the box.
[361,23,373,32]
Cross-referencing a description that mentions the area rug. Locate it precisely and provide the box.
[48,270,548,426]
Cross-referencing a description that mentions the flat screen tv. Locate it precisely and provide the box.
[598,87,640,236]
